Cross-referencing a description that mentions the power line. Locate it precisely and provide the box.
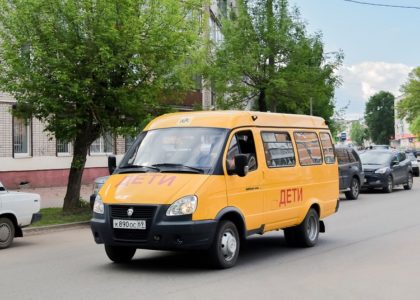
[343,0,420,10]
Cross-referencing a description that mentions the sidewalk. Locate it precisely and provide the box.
[11,184,93,208]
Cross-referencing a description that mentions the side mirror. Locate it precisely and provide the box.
[234,154,249,177]
[108,155,117,175]
[391,159,398,166]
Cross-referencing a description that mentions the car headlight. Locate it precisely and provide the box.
[93,195,104,214]
[166,195,197,216]
[93,182,103,195]
[375,167,389,174]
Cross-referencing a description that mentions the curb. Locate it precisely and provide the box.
[23,221,90,236]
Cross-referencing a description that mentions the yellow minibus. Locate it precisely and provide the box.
[91,111,339,268]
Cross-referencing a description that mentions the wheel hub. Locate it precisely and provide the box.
[306,216,318,242]
[0,224,11,242]
[221,231,237,262]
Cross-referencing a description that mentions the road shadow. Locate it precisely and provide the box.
[360,187,407,194]
[94,232,326,273]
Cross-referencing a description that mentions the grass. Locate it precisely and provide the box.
[30,202,92,227]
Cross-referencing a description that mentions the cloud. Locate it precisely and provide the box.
[335,61,413,116]
[339,61,413,101]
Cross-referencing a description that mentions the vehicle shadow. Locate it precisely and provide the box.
[360,187,407,194]
[95,232,323,273]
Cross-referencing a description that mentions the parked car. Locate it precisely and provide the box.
[360,150,413,193]
[371,145,391,150]
[406,152,419,177]
[0,181,41,249]
[90,176,110,209]
[336,146,365,200]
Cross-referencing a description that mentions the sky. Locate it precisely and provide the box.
[289,0,420,119]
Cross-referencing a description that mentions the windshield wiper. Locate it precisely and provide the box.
[151,163,204,174]
[118,165,161,173]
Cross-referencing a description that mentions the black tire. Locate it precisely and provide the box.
[383,175,393,193]
[284,208,320,247]
[345,177,360,200]
[0,217,15,249]
[404,173,413,190]
[208,220,240,269]
[104,245,136,263]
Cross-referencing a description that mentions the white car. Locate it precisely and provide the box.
[0,181,41,249]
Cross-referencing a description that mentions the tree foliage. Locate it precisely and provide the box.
[207,0,343,123]
[398,67,420,135]
[350,121,366,146]
[364,91,395,145]
[0,0,204,210]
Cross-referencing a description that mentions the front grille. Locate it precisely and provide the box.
[110,205,156,219]
[110,205,157,242]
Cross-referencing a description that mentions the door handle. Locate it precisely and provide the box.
[245,186,260,191]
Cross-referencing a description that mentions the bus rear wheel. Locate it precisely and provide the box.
[284,208,319,247]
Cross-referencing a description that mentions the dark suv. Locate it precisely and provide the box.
[360,150,413,193]
[336,147,365,200]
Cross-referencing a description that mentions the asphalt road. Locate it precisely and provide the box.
[2,178,420,300]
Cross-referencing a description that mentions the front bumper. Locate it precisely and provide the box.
[91,204,217,250]
[362,173,387,188]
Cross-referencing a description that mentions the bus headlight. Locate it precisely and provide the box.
[93,195,104,214]
[166,195,197,216]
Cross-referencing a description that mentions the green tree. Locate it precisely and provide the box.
[350,121,366,146]
[365,91,395,145]
[207,0,342,123]
[0,0,204,211]
[398,67,420,135]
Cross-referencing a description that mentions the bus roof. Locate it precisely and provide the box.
[144,111,329,131]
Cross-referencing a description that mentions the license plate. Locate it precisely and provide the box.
[113,219,146,230]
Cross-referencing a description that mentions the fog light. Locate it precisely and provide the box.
[154,235,161,241]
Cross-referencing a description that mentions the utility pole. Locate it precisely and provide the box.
[310,97,313,115]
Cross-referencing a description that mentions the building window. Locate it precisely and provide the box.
[13,117,31,157]
[90,132,114,154]
[217,0,228,17]
[57,140,71,156]
[125,135,136,153]
[294,132,323,166]
[261,132,295,167]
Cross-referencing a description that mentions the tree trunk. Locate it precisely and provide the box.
[63,125,98,211]
[258,89,267,112]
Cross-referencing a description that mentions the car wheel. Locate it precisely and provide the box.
[404,173,413,190]
[104,245,136,263]
[285,208,319,247]
[208,220,240,269]
[0,217,15,249]
[383,175,393,193]
[345,177,360,200]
